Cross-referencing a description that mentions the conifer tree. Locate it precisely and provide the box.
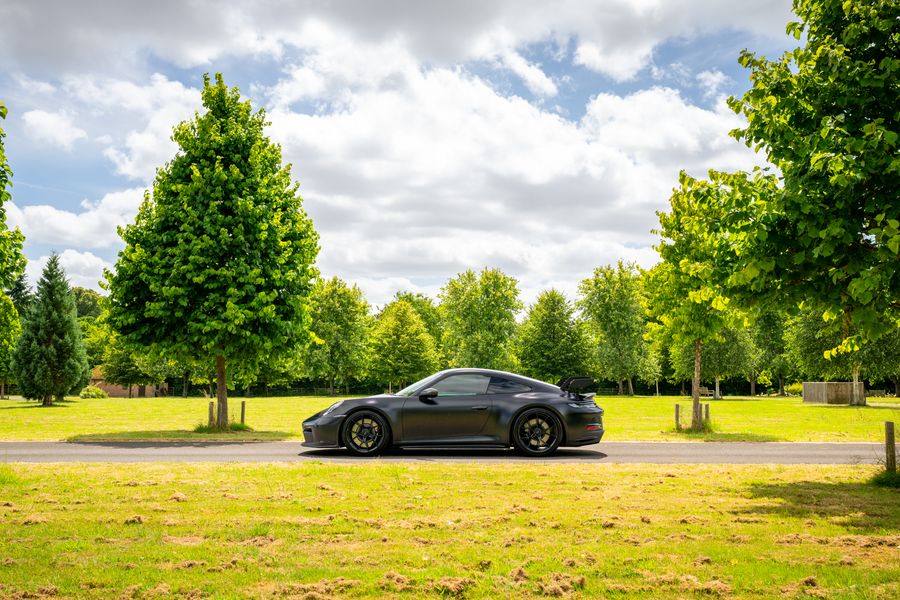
[12,255,90,405]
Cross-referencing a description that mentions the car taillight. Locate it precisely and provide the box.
[586,423,601,431]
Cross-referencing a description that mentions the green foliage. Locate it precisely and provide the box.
[71,287,103,318]
[11,255,91,404]
[439,268,522,369]
[516,289,587,383]
[5,273,32,318]
[194,422,252,434]
[80,314,112,368]
[727,0,900,348]
[393,291,444,360]
[370,300,438,389]
[784,382,803,396]
[0,101,26,291]
[79,385,108,399]
[101,335,159,392]
[298,277,370,392]
[671,322,756,385]
[105,74,319,421]
[578,262,653,387]
[785,304,900,381]
[749,307,794,393]
[0,293,20,389]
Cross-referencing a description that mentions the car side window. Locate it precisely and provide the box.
[487,377,532,395]
[432,374,491,396]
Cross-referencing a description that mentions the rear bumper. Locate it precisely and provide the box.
[563,408,604,447]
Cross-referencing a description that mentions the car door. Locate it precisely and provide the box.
[401,373,492,441]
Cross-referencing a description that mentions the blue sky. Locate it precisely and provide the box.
[0,0,797,306]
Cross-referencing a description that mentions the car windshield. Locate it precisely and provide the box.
[395,373,442,396]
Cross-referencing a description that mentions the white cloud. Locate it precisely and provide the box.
[7,188,145,249]
[498,50,558,97]
[696,69,730,99]
[21,109,87,150]
[26,249,111,292]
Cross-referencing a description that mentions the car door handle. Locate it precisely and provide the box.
[471,405,488,411]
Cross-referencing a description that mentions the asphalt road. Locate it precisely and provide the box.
[0,441,887,464]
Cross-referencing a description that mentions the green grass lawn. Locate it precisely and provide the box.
[0,462,897,598]
[0,394,898,442]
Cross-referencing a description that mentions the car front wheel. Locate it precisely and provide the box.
[512,409,562,456]
[342,410,390,457]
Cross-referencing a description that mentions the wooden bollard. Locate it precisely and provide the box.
[886,421,896,473]
[675,404,681,431]
[704,403,710,424]
[208,401,214,428]
[241,401,246,425]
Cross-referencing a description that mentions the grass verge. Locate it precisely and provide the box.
[0,394,898,442]
[0,463,898,598]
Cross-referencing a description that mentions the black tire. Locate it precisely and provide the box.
[341,410,391,457]
[511,409,562,457]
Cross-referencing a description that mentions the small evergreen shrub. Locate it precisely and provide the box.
[79,385,108,399]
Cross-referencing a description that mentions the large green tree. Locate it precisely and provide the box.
[394,291,444,362]
[0,293,20,398]
[516,289,587,383]
[106,74,319,428]
[650,172,748,428]
[298,277,370,395]
[724,0,900,402]
[749,308,794,395]
[71,287,103,318]
[578,261,652,394]
[12,255,90,405]
[370,299,438,391]
[5,273,32,318]
[439,268,522,370]
[0,102,26,290]
[671,322,756,399]
[101,335,156,398]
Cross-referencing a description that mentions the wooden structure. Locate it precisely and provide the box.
[802,381,866,406]
[89,367,168,398]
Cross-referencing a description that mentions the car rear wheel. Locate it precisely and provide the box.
[342,411,390,457]
[512,409,562,457]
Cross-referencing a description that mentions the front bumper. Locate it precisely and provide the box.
[301,413,343,448]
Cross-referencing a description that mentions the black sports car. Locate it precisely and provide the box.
[302,368,604,457]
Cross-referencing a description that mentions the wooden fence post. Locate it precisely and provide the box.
[241,401,246,425]
[704,403,710,425]
[208,401,214,428]
[675,404,681,431]
[886,421,896,473]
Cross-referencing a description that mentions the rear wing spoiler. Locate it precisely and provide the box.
[556,376,594,393]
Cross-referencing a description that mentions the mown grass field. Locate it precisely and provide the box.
[0,394,898,442]
[0,462,897,599]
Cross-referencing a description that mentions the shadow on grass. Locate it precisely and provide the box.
[742,478,900,531]
[66,429,294,444]
[666,428,786,442]
[0,399,77,409]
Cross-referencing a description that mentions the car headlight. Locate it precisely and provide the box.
[322,401,344,416]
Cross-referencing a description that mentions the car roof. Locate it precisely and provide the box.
[433,368,559,392]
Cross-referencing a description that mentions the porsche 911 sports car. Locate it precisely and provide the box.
[302,368,604,457]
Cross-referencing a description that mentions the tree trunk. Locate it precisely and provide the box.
[851,364,864,406]
[0,379,5,398]
[714,376,721,400]
[655,379,659,397]
[127,385,132,399]
[216,355,228,428]
[750,379,756,397]
[182,372,190,397]
[42,395,53,407]
[778,375,785,396]
[617,380,623,395]
[680,380,686,396]
[692,338,702,430]
[627,378,634,396]
[892,376,900,397]
[330,377,335,396]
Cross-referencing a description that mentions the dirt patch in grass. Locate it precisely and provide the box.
[431,577,474,597]
[380,572,412,592]
[536,573,586,597]
[162,535,204,546]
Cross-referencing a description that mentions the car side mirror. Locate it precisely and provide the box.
[419,388,438,400]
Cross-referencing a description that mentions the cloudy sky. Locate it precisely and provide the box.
[0,0,795,308]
